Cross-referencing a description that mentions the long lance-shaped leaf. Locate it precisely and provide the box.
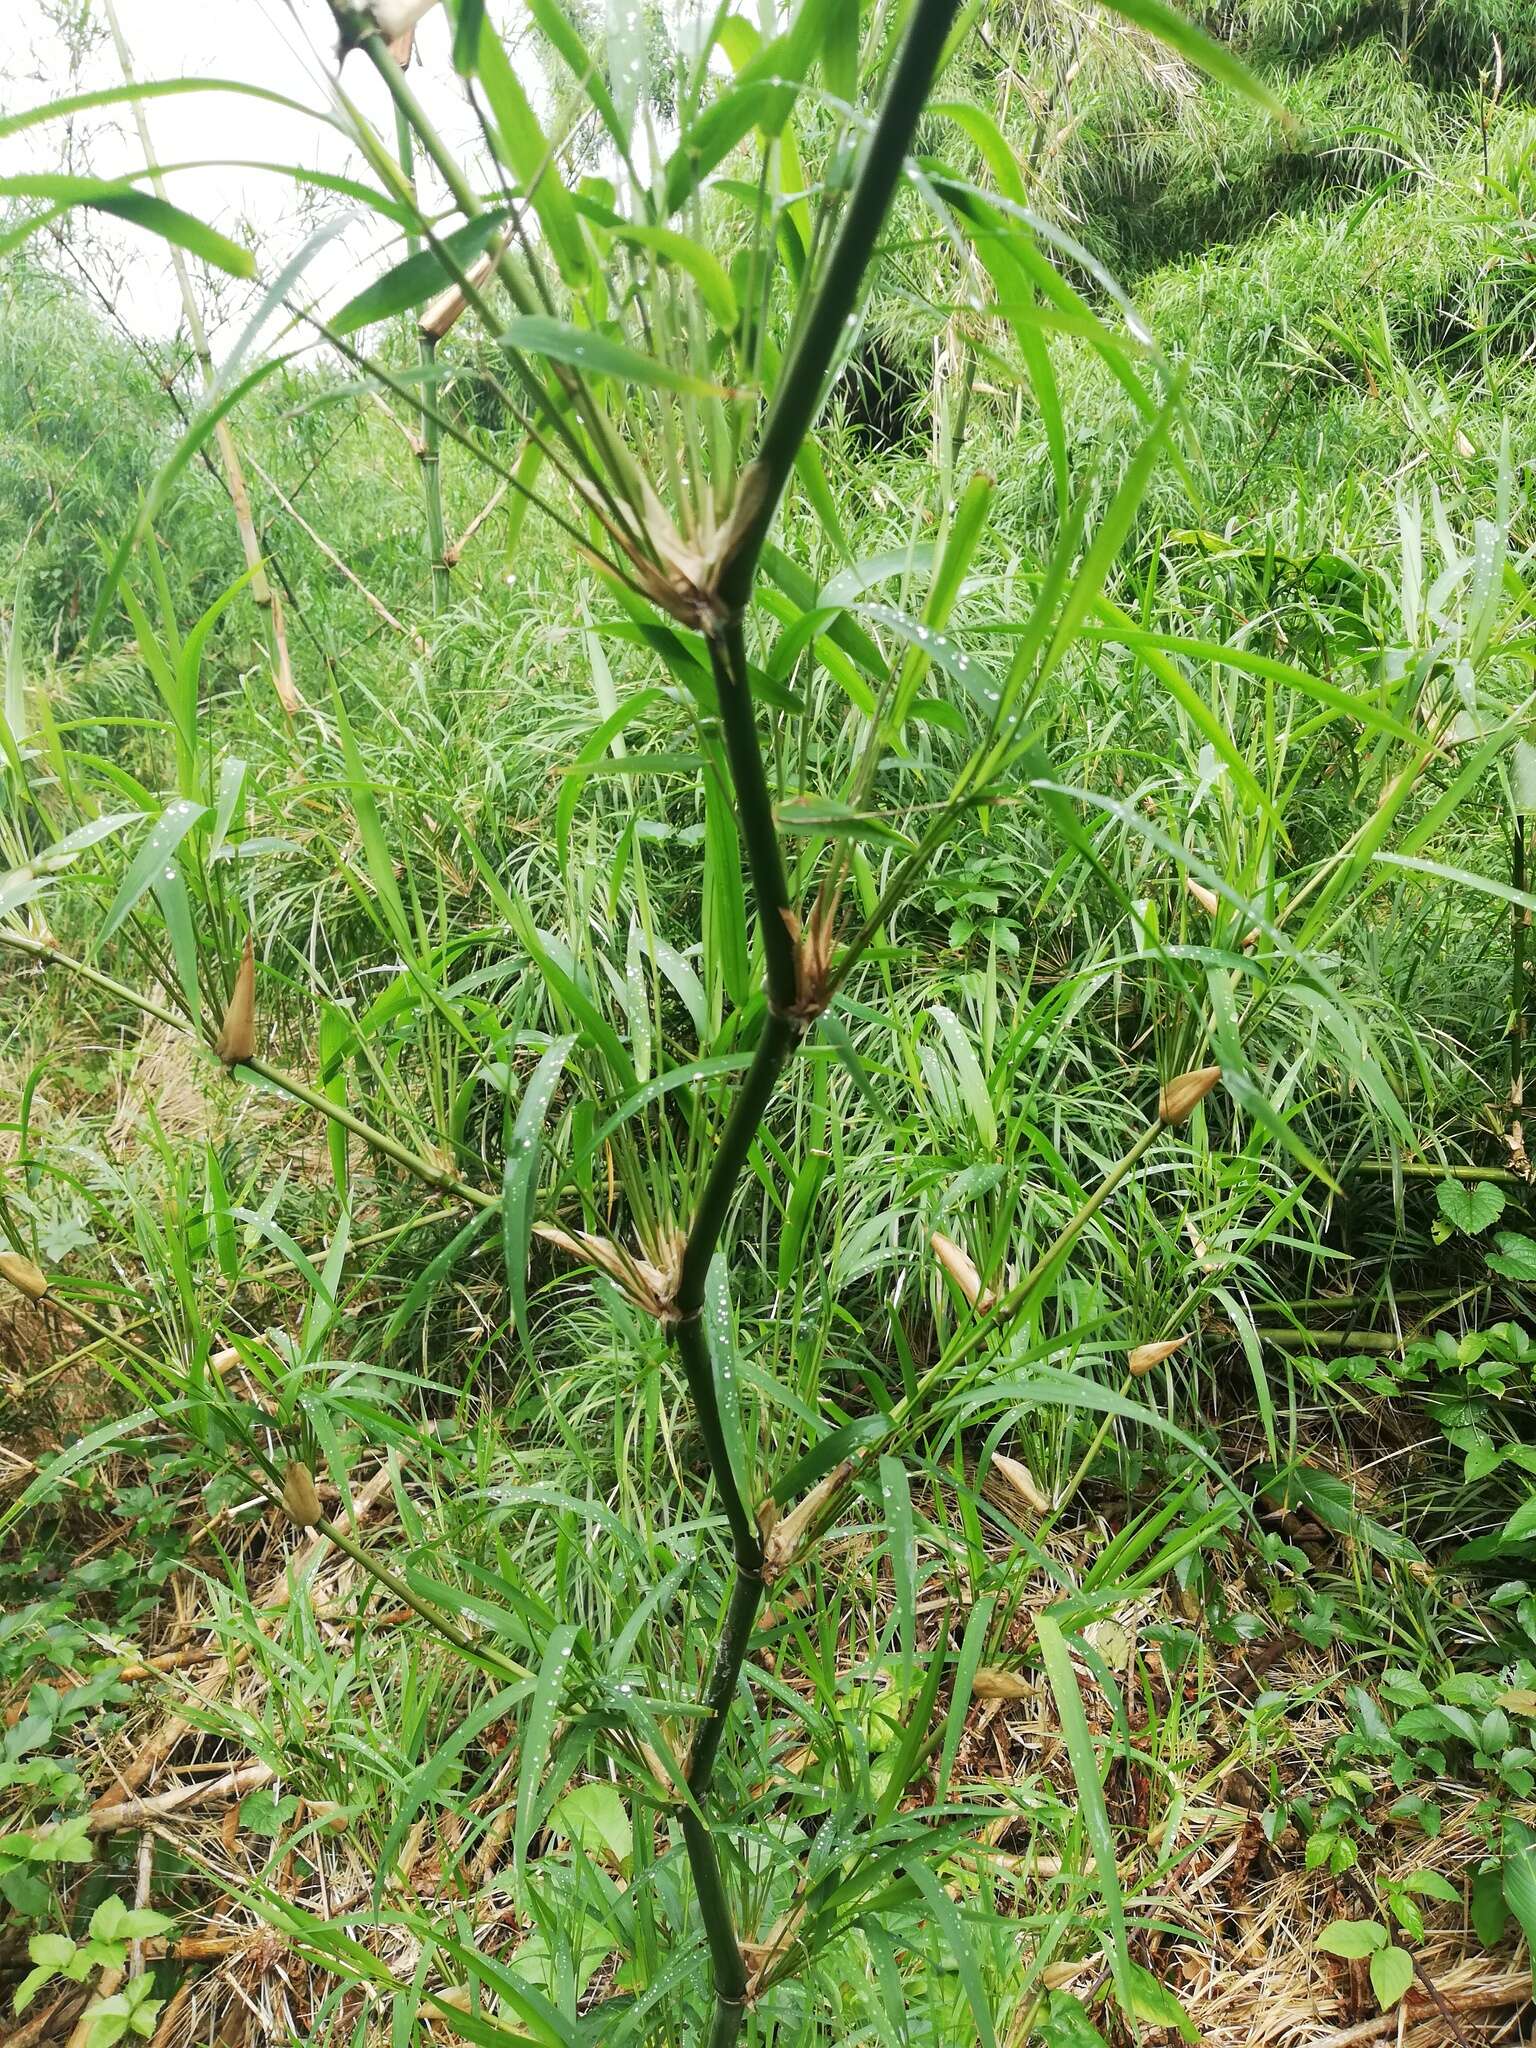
[0,175,254,276]
[0,76,334,144]
[1036,1610,1134,2012]
[503,1036,576,1356]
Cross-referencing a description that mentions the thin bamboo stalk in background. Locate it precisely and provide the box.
[102,0,302,718]
[1512,802,1528,1156]
[248,456,427,653]
[389,31,451,612]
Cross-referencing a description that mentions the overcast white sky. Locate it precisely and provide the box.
[0,1,507,346]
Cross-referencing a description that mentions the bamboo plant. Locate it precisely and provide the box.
[0,0,1293,2036]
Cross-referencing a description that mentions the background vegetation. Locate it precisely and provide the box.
[3,0,1536,2043]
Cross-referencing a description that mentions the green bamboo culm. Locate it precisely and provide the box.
[329,1,964,2037]
[666,1,965,2038]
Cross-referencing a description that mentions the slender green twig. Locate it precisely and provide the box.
[0,929,495,1210]
[392,97,450,611]
[312,1512,525,1680]
[702,624,798,1016]
[715,0,962,611]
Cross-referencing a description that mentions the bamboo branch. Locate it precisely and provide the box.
[659,9,963,2042]
[712,0,963,612]
[102,0,301,718]
[87,1760,276,1835]
[0,928,495,1211]
[249,455,427,650]
[393,92,451,610]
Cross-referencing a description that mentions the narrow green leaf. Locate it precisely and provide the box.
[470,16,591,286]
[331,211,509,335]
[383,1205,500,1349]
[97,799,207,949]
[452,0,487,73]
[608,223,738,328]
[515,1624,579,1882]
[907,1862,998,2048]
[703,1256,751,1513]
[1099,0,1290,116]
[0,77,329,146]
[777,795,914,848]
[498,314,727,396]
[0,175,255,276]
[879,1455,916,1689]
[503,1037,576,1357]
[1036,1610,1132,2009]
[937,1595,994,1799]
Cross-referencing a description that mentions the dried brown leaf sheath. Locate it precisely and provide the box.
[763,1459,854,1581]
[0,1251,48,1300]
[215,935,256,1067]
[281,1462,322,1528]
[930,1230,996,1311]
[1186,875,1259,948]
[990,1451,1050,1514]
[1158,1065,1222,1125]
[1128,1335,1188,1377]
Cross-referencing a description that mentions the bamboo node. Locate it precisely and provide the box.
[534,1223,686,1323]
[778,903,836,1024]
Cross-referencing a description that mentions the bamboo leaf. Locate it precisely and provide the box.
[96,799,207,949]
[514,1624,579,1883]
[331,211,510,334]
[1099,0,1290,116]
[1036,1610,1133,2011]
[0,175,254,276]
[383,1205,501,1349]
[498,314,728,396]
[608,223,739,329]
[703,1256,752,1514]
[503,1037,577,1356]
[462,13,591,287]
[0,77,331,145]
[879,1454,916,1688]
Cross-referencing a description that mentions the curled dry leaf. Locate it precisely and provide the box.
[1158,1065,1222,1125]
[930,1230,996,1311]
[973,1667,1035,1700]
